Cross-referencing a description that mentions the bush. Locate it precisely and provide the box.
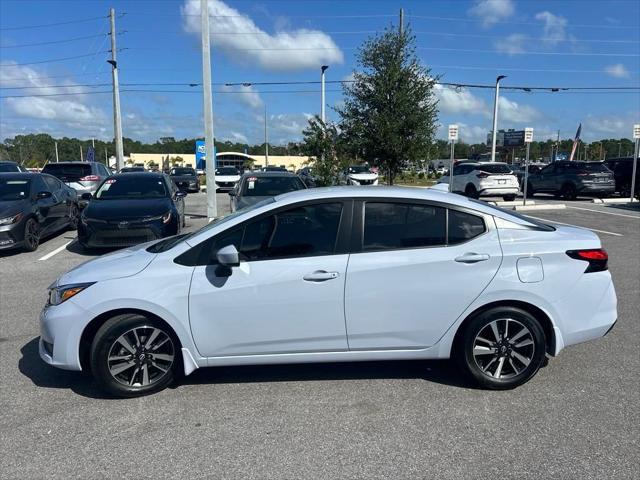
[418,172,425,179]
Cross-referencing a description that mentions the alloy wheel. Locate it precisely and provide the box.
[107,326,175,388]
[472,318,535,380]
[24,219,40,251]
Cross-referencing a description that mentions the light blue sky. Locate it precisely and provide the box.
[1,0,639,145]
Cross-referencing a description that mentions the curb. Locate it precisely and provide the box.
[513,204,566,211]
[492,200,536,207]
[592,198,635,204]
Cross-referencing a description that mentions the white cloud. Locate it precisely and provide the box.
[468,0,515,27]
[434,84,488,116]
[583,112,640,139]
[229,131,248,143]
[220,84,263,109]
[0,62,107,126]
[181,0,343,71]
[498,96,541,123]
[494,33,527,55]
[534,11,567,46]
[604,64,630,79]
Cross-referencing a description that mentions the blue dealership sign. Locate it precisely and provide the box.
[195,140,216,170]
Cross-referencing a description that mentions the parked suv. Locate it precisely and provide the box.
[526,161,615,200]
[0,161,28,173]
[439,162,520,201]
[604,157,640,198]
[42,162,111,206]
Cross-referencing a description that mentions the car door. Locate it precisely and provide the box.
[188,200,352,357]
[40,175,68,232]
[165,175,184,223]
[533,164,556,192]
[344,200,502,350]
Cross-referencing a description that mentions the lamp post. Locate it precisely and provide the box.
[490,75,507,162]
[321,65,329,123]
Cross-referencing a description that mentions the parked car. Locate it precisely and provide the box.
[229,171,306,212]
[262,166,287,172]
[439,162,520,201]
[604,157,640,198]
[42,162,111,207]
[39,186,617,397]
[77,172,186,249]
[0,161,28,173]
[214,166,241,192]
[342,165,379,186]
[0,172,79,252]
[120,167,146,173]
[526,161,615,200]
[169,167,200,193]
[511,163,545,187]
[296,166,317,188]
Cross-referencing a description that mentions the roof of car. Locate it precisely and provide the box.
[43,161,94,165]
[0,160,19,164]
[0,172,38,179]
[110,172,165,179]
[240,171,298,178]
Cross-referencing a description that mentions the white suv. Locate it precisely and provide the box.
[440,162,520,201]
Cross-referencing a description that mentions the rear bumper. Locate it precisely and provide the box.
[479,187,520,196]
[577,184,615,195]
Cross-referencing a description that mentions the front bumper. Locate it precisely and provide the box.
[215,181,237,191]
[0,218,27,250]
[79,218,176,248]
[39,299,90,371]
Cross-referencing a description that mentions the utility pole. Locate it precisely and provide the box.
[108,8,124,172]
[200,0,217,219]
[92,138,95,149]
[631,124,640,202]
[490,75,506,162]
[264,105,269,167]
[320,65,329,123]
[104,147,108,165]
[54,141,59,163]
[399,8,404,36]
[80,145,83,161]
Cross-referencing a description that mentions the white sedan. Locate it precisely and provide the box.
[39,187,617,397]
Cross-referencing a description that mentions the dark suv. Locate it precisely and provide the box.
[526,161,615,200]
[604,157,640,198]
[41,161,111,206]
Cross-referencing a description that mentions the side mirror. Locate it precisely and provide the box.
[81,192,92,201]
[36,191,52,199]
[216,244,240,267]
[175,191,187,198]
[228,190,236,196]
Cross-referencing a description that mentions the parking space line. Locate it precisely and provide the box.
[38,241,72,261]
[525,216,624,237]
[567,205,640,219]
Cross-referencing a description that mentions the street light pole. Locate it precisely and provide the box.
[490,75,506,162]
[321,65,328,123]
[264,105,269,167]
[200,0,217,220]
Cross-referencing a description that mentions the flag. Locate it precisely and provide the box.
[86,147,95,163]
[569,123,581,161]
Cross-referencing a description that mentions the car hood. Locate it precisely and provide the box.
[83,198,172,220]
[237,196,269,209]
[349,173,378,180]
[55,241,158,286]
[0,199,28,217]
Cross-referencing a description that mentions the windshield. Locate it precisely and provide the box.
[95,176,168,200]
[348,166,370,173]
[0,179,31,200]
[477,163,512,174]
[170,168,195,176]
[42,163,92,179]
[0,163,20,173]
[216,167,239,175]
[147,197,276,253]
[241,176,305,196]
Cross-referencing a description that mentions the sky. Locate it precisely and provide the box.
[0,0,639,146]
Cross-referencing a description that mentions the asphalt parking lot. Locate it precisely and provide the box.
[1,190,638,479]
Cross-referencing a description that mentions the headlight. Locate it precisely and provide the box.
[48,282,95,306]
[142,211,172,223]
[0,213,22,225]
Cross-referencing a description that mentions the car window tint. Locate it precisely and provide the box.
[43,176,61,191]
[363,203,446,251]
[448,210,486,245]
[241,176,306,196]
[241,203,343,260]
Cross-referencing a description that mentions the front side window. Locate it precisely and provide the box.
[363,203,446,251]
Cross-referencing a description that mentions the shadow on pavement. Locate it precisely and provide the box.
[65,239,116,257]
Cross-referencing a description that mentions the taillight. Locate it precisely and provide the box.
[476,171,489,179]
[576,171,589,176]
[566,248,608,273]
[80,175,100,181]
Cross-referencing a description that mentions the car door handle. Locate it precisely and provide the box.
[455,253,490,264]
[303,270,340,282]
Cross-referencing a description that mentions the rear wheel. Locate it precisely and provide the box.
[457,307,546,389]
[561,183,577,200]
[526,182,535,198]
[502,194,516,202]
[464,184,479,199]
[90,314,179,397]
[23,218,40,252]
[67,204,79,230]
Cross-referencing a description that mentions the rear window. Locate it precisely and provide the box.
[42,163,92,178]
[477,163,512,174]
[469,198,556,231]
[241,176,306,197]
[573,162,610,173]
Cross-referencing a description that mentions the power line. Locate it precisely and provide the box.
[123,12,396,19]
[427,64,640,75]
[0,33,111,49]
[407,14,640,29]
[0,51,113,67]
[0,15,108,31]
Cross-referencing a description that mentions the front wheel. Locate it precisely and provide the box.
[22,218,40,252]
[90,314,180,397]
[502,194,516,202]
[561,183,577,200]
[464,184,479,199]
[457,307,546,389]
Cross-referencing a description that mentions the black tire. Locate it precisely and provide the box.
[456,306,546,390]
[561,183,577,200]
[67,203,79,231]
[464,184,479,199]
[22,217,40,252]
[503,194,516,202]
[90,313,180,397]
[525,182,535,198]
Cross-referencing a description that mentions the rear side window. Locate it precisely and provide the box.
[363,203,447,251]
[448,210,486,245]
[574,162,610,173]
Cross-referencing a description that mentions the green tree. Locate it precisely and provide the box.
[338,25,438,184]
[300,116,347,186]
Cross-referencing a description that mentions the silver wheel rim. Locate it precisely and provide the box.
[472,318,535,380]
[107,326,175,388]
